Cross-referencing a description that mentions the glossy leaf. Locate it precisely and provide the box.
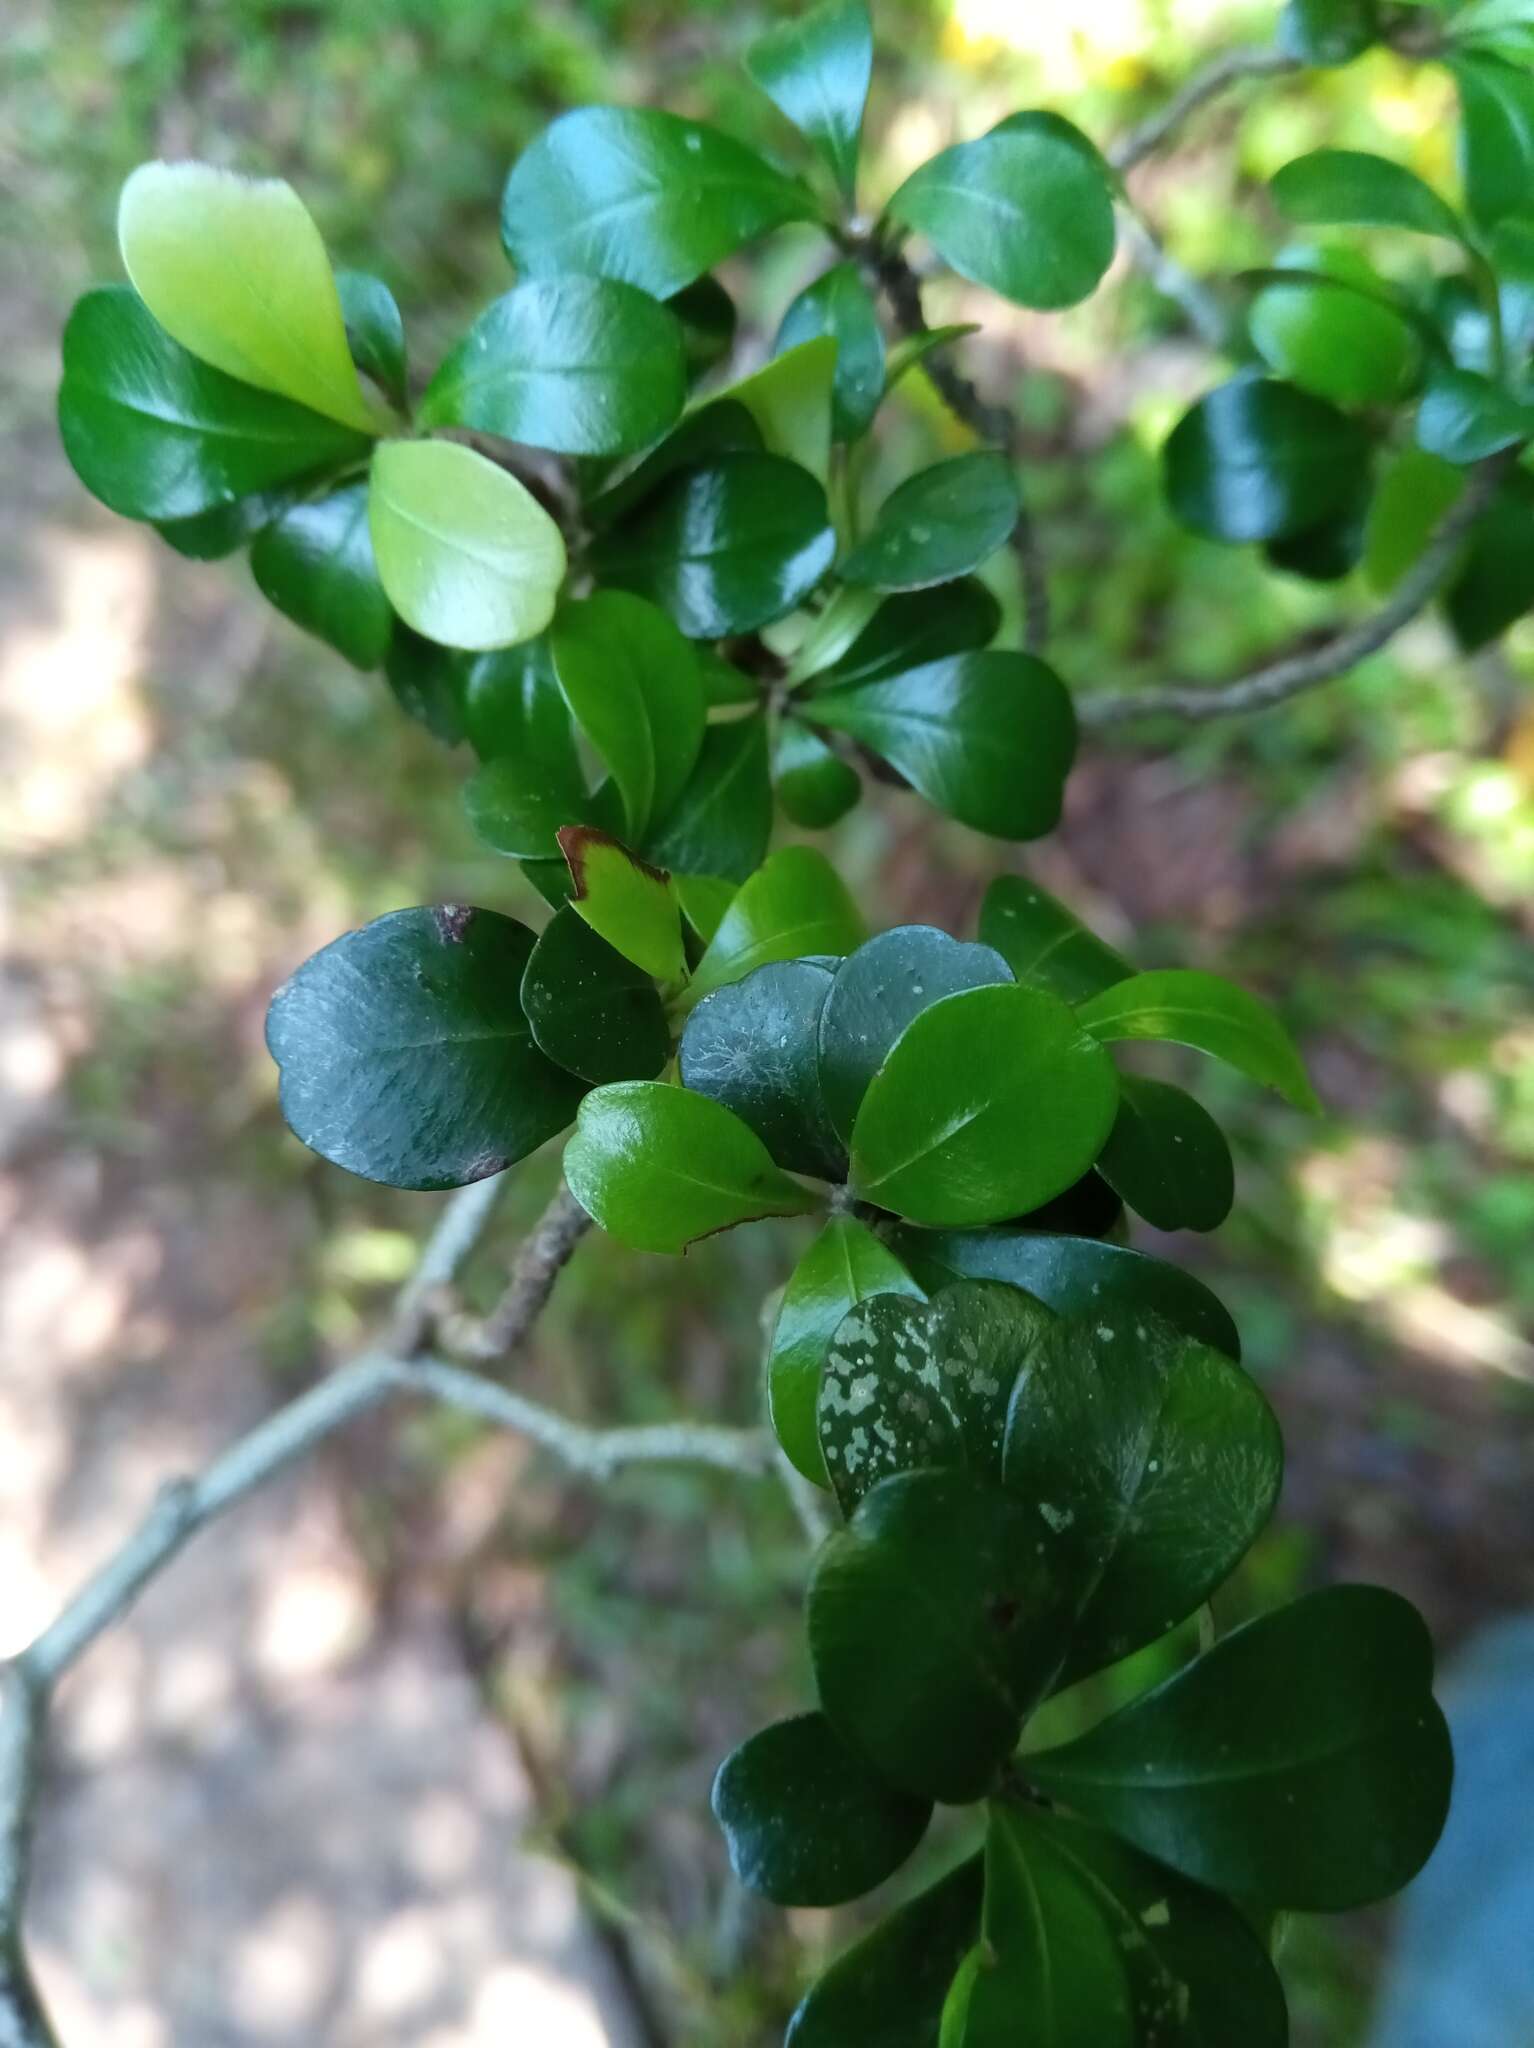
[776,261,886,442]
[462,753,597,862]
[645,715,773,883]
[850,983,1119,1226]
[808,1468,1071,1802]
[676,875,738,944]
[669,275,737,382]
[1417,365,1534,462]
[1004,1314,1281,1685]
[978,875,1131,1006]
[1028,1584,1453,1909]
[383,629,468,744]
[1453,52,1534,230]
[804,651,1076,840]
[500,107,818,298]
[335,269,408,410]
[250,483,394,669]
[785,1856,983,2048]
[1265,477,1370,584]
[265,906,582,1190]
[1096,1076,1235,1233]
[744,0,872,200]
[1269,148,1465,242]
[420,278,687,457]
[712,1710,929,1906]
[59,287,370,523]
[818,579,1002,688]
[1445,466,1534,648]
[549,591,705,841]
[368,438,567,651]
[1248,264,1421,409]
[563,1081,818,1253]
[767,1216,925,1485]
[817,925,1014,1143]
[118,161,378,432]
[682,846,865,1010]
[886,117,1115,310]
[1077,969,1320,1112]
[1164,377,1371,544]
[887,1228,1242,1361]
[590,453,835,638]
[680,960,844,1180]
[154,491,290,560]
[1279,0,1380,63]
[817,1282,1053,1516]
[462,635,576,766]
[773,719,861,829]
[520,904,670,1085]
[583,399,764,534]
[558,827,685,984]
[840,452,1020,592]
[716,337,838,481]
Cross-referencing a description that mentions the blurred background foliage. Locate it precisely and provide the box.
[3,0,1533,2042]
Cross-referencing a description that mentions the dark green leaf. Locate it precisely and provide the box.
[680,960,845,1179]
[1164,377,1372,543]
[1445,465,1534,647]
[669,275,737,382]
[840,452,1020,592]
[774,719,861,828]
[1010,1169,1123,1238]
[1077,969,1320,1112]
[785,1856,982,2048]
[1028,1584,1453,1909]
[713,1710,929,1906]
[265,906,582,1190]
[776,260,886,441]
[978,875,1131,1005]
[462,634,576,767]
[745,0,873,201]
[563,1080,819,1252]
[849,985,1118,1226]
[419,278,687,457]
[590,453,836,638]
[818,925,1015,1144]
[886,116,1115,310]
[645,715,774,882]
[804,651,1076,840]
[463,744,596,861]
[1264,483,1370,584]
[59,286,370,523]
[250,483,394,669]
[818,579,1002,689]
[1453,52,1534,230]
[520,904,670,1085]
[500,107,819,298]
[583,399,764,534]
[1270,148,1465,240]
[887,1227,1242,1360]
[1278,0,1380,63]
[808,1468,1072,1801]
[335,269,408,410]
[1096,1077,1235,1233]
[683,846,865,1009]
[1417,365,1534,462]
[383,629,467,744]
[1004,1313,1281,1685]
[768,1216,925,1485]
[155,489,290,560]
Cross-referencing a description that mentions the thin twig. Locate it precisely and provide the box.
[1081,456,1509,728]
[1109,45,1299,175]
[1114,206,1237,352]
[442,1180,592,1364]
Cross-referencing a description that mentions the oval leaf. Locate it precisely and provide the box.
[645,715,774,884]
[776,261,887,443]
[1269,148,1465,241]
[785,1856,983,2048]
[774,719,862,829]
[682,846,866,1010]
[978,874,1131,1005]
[1096,1076,1235,1233]
[680,960,845,1180]
[250,482,394,669]
[745,0,873,201]
[820,579,1002,688]
[336,269,408,410]
[1164,377,1372,544]
[1076,968,1319,1112]
[520,905,670,1085]
[840,452,1020,592]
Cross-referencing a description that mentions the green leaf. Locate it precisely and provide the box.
[1248,264,1421,409]
[462,752,597,863]
[675,875,738,944]
[59,287,371,523]
[462,635,575,766]
[549,591,705,842]
[154,490,290,560]
[265,906,582,1190]
[818,1282,1054,1516]
[784,586,884,683]
[1453,52,1534,230]
[679,960,845,1180]
[1163,377,1372,544]
[563,1080,818,1253]
[682,846,865,1010]
[767,1216,925,1485]
[590,453,836,638]
[1278,0,1380,63]
[1364,446,1465,592]
[978,875,1131,1005]
[713,1710,929,1906]
[785,1856,983,2048]
[883,322,981,391]
[774,719,861,829]
[1264,477,1371,585]
[669,275,737,382]
[1004,1314,1281,1686]
[744,0,872,201]
[1417,365,1534,462]
[1270,148,1466,241]
[714,337,838,481]
[645,715,773,883]
[886,116,1115,310]
[804,652,1076,840]
[558,827,685,984]
[335,269,408,411]
[951,1806,1288,2048]
[817,925,1015,1143]
[583,399,764,534]
[850,983,1119,1226]
[419,278,687,458]
[818,579,1002,688]
[1028,1584,1453,1909]
[500,107,819,299]
[1445,465,1534,648]
[1096,1077,1235,1233]
[808,1468,1072,1802]
[368,439,567,652]
[520,904,670,1085]
[118,161,379,433]
[384,629,468,745]
[840,452,1020,592]
[776,261,887,442]
[1077,968,1320,1113]
[250,483,394,670]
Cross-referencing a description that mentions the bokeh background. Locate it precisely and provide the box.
[3,0,1534,2041]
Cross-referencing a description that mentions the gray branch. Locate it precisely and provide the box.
[1108,45,1299,175]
